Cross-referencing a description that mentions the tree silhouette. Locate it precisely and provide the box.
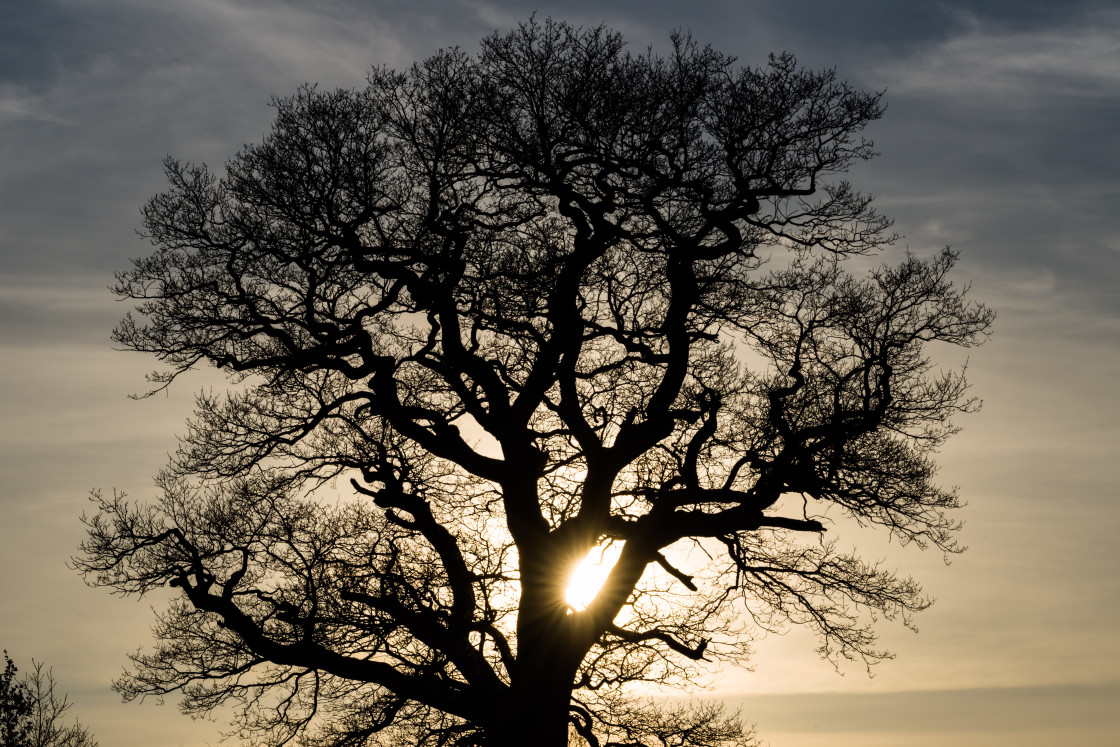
[0,652,98,747]
[2,652,31,747]
[76,19,993,747]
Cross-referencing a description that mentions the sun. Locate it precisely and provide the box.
[565,543,623,611]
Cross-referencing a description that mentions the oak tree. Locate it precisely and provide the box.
[77,18,992,747]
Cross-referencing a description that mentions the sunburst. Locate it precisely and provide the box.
[565,543,623,611]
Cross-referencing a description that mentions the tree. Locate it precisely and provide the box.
[2,652,31,747]
[75,18,993,747]
[0,652,98,747]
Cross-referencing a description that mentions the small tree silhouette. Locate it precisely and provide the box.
[2,652,31,747]
[76,18,992,747]
[1,652,98,747]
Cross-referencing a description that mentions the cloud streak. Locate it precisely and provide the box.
[882,8,1120,101]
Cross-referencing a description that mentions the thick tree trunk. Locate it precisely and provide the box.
[488,675,573,747]
[490,574,584,747]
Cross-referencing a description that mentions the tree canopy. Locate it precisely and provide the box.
[76,18,993,747]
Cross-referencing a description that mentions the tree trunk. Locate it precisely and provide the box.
[488,677,573,747]
[491,578,583,747]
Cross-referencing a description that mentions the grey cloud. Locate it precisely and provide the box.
[877,8,1120,100]
[0,1,414,285]
[0,1,108,92]
[840,7,1120,314]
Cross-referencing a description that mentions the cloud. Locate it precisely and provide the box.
[0,94,75,125]
[881,8,1120,102]
[728,682,1120,746]
[734,681,1120,732]
[840,7,1120,316]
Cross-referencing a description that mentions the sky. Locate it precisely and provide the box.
[0,1,1117,745]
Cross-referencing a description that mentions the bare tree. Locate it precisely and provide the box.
[75,18,993,747]
[0,653,98,747]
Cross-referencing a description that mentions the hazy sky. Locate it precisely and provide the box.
[1,1,1117,746]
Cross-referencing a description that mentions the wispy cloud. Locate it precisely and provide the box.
[844,6,1120,315]
[880,8,1120,102]
[731,682,1120,746]
[0,92,74,125]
